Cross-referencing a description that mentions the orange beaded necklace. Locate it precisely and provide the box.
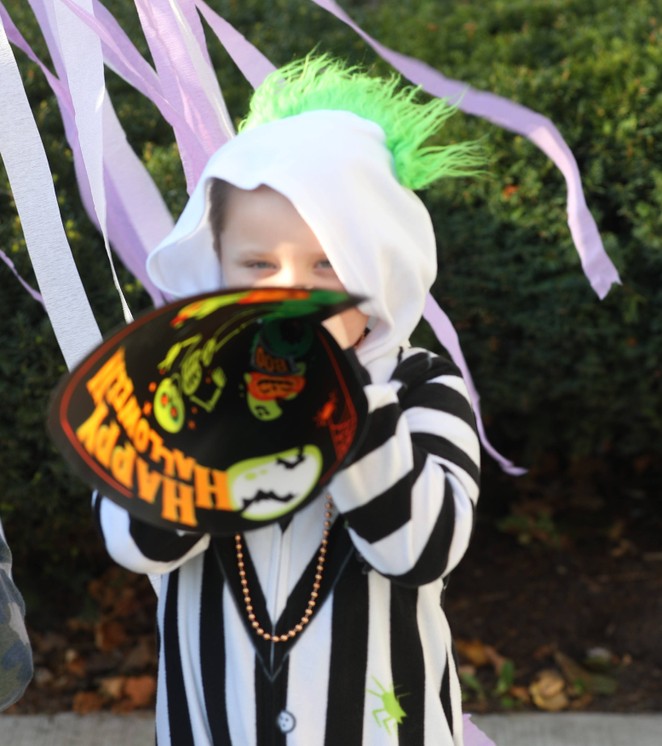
[234,495,334,643]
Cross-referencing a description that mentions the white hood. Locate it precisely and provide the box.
[146,110,437,382]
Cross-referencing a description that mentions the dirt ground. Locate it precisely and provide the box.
[447,462,662,714]
[9,461,662,716]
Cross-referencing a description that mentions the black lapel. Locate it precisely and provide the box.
[211,520,355,680]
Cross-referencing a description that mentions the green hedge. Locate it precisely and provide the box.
[348,0,661,465]
[1,0,659,608]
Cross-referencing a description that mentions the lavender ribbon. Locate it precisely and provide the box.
[2,0,620,472]
[311,0,620,299]
[463,714,497,746]
[0,249,43,305]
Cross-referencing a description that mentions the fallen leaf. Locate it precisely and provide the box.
[529,669,568,711]
[112,588,141,618]
[123,675,156,708]
[64,649,87,678]
[554,651,618,695]
[33,631,68,655]
[456,639,491,667]
[510,685,531,704]
[112,699,141,714]
[88,577,114,609]
[95,619,129,652]
[484,645,510,676]
[99,676,126,701]
[72,691,105,714]
[33,667,55,688]
[120,636,156,673]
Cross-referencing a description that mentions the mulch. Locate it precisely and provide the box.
[8,462,662,716]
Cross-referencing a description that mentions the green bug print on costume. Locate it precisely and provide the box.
[367,677,407,734]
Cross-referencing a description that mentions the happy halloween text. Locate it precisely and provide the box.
[75,347,228,528]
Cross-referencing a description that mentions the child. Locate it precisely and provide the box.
[95,57,482,745]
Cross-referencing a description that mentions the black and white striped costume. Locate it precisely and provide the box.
[95,346,480,745]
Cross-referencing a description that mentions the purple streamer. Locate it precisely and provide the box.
[463,714,497,746]
[170,0,215,69]
[4,3,102,275]
[6,1,170,305]
[0,249,44,305]
[133,0,233,190]
[56,0,211,192]
[311,0,620,299]
[63,0,181,123]
[195,0,275,88]
[101,106,171,304]
[424,295,526,476]
[310,0,623,472]
[5,0,618,474]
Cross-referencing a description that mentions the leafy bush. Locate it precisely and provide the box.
[1,0,660,610]
[347,0,661,466]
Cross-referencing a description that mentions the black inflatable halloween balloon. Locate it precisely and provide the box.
[49,288,368,534]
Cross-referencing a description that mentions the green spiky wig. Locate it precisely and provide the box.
[239,55,484,191]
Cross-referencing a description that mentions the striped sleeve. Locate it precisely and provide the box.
[330,348,480,586]
[92,492,210,575]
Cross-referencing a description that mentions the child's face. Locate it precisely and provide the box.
[219,185,368,349]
